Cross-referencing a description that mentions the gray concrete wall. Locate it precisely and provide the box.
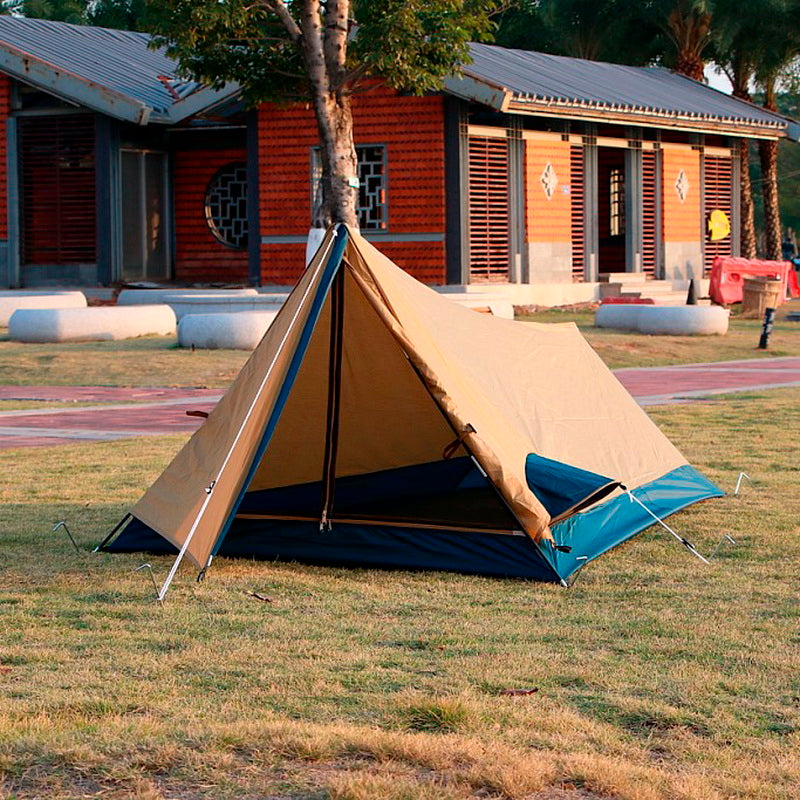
[526,241,573,283]
[663,241,704,281]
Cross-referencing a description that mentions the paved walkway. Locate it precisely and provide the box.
[2,356,800,449]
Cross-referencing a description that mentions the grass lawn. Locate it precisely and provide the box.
[518,300,800,369]
[0,299,799,387]
[1,385,799,799]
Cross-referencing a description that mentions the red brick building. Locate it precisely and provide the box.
[0,17,796,304]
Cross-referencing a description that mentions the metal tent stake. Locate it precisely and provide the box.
[52,521,80,554]
[734,472,752,496]
[134,564,162,605]
[708,534,737,561]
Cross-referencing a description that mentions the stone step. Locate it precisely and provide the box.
[599,272,648,284]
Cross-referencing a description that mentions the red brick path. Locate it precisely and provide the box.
[2,356,800,449]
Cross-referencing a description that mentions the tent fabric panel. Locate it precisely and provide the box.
[343,230,688,537]
[336,269,462,478]
[248,268,459,493]
[548,464,723,579]
[343,238,552,541]
[246,296,331,493]
[209,229,351,561]
[524,453,616,519]
[128,228,342,568]
[106,516,559,581]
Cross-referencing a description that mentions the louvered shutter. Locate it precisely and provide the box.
[703,155,733,274]
[20,115,96,266]
[642,150,657,277]
[570,145,585,281]
[468,135,510,283]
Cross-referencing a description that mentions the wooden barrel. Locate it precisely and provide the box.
[741,277,782,318]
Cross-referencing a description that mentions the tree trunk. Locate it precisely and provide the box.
[738,140,757,258]
[732,83,756,258]
[299,0,359,230]
[759,138,782,259]
[310,92,359,229]
[675,51,705,81]
[759,81,782,260]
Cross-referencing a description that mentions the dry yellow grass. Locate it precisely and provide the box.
[1,386,799,798]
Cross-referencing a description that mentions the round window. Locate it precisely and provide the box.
[205,163,248,249]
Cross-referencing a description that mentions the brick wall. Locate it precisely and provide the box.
[662,145,702,243]
[173,147,249,283]
[0,75,9,239]
[258,86,446,284]
[524,136,572,244]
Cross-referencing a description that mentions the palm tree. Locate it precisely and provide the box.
[710,0,764,257]
[753,0,800,259]
[663,0,713,81]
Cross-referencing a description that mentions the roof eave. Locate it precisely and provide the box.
[443,72,511,113]
[505,98,787,141]
[168,82,242,124]
[0,43,152,124]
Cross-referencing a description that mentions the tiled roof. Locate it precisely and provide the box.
[450,43,798,139]
[0,16,237,123]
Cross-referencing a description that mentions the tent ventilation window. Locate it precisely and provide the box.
[205,162,249,249]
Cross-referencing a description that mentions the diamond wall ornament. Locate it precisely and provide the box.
[674,169,690,203]
[540,162,558,200]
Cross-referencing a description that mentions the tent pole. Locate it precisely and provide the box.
[156,228,342,601]
[320,267,345,530]
[93,512,132,552]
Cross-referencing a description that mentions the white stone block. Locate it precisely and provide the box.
[0,291,86,326]
[117,288,258,306]
[596,304,729,335]
[161,293,287,320]
[9,305,176,342]
[178,311,279,350]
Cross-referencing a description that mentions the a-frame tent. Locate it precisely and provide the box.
[102,226,722,592]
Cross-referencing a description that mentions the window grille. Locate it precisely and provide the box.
[311,145,388,231]
[703,156,733,274]
[205,163,248,249]
[19,115,96,265]
[641,151,658,277]
[570,145,585,281]
[609,167,625,236]
[467,135,510,283]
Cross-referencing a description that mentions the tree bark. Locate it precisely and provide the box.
[759,81,782,260]
[732,83,756,258]
[276,0,359,229]
[738,139,757,258]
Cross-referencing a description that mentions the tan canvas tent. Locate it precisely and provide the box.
[102,226,722,596]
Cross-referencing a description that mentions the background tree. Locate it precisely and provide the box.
[752,0,800,258]
[0,0,86,23]
[87,0,147,28]
[497,0,660,65]
[661,0,712,80]
[147,0,499,230]
[709,0,765,257]
[0,0,148,29]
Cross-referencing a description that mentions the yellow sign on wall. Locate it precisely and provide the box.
[707,209,731,241]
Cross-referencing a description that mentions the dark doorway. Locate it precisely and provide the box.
[597,147,627,273]
[121,149,169,282]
